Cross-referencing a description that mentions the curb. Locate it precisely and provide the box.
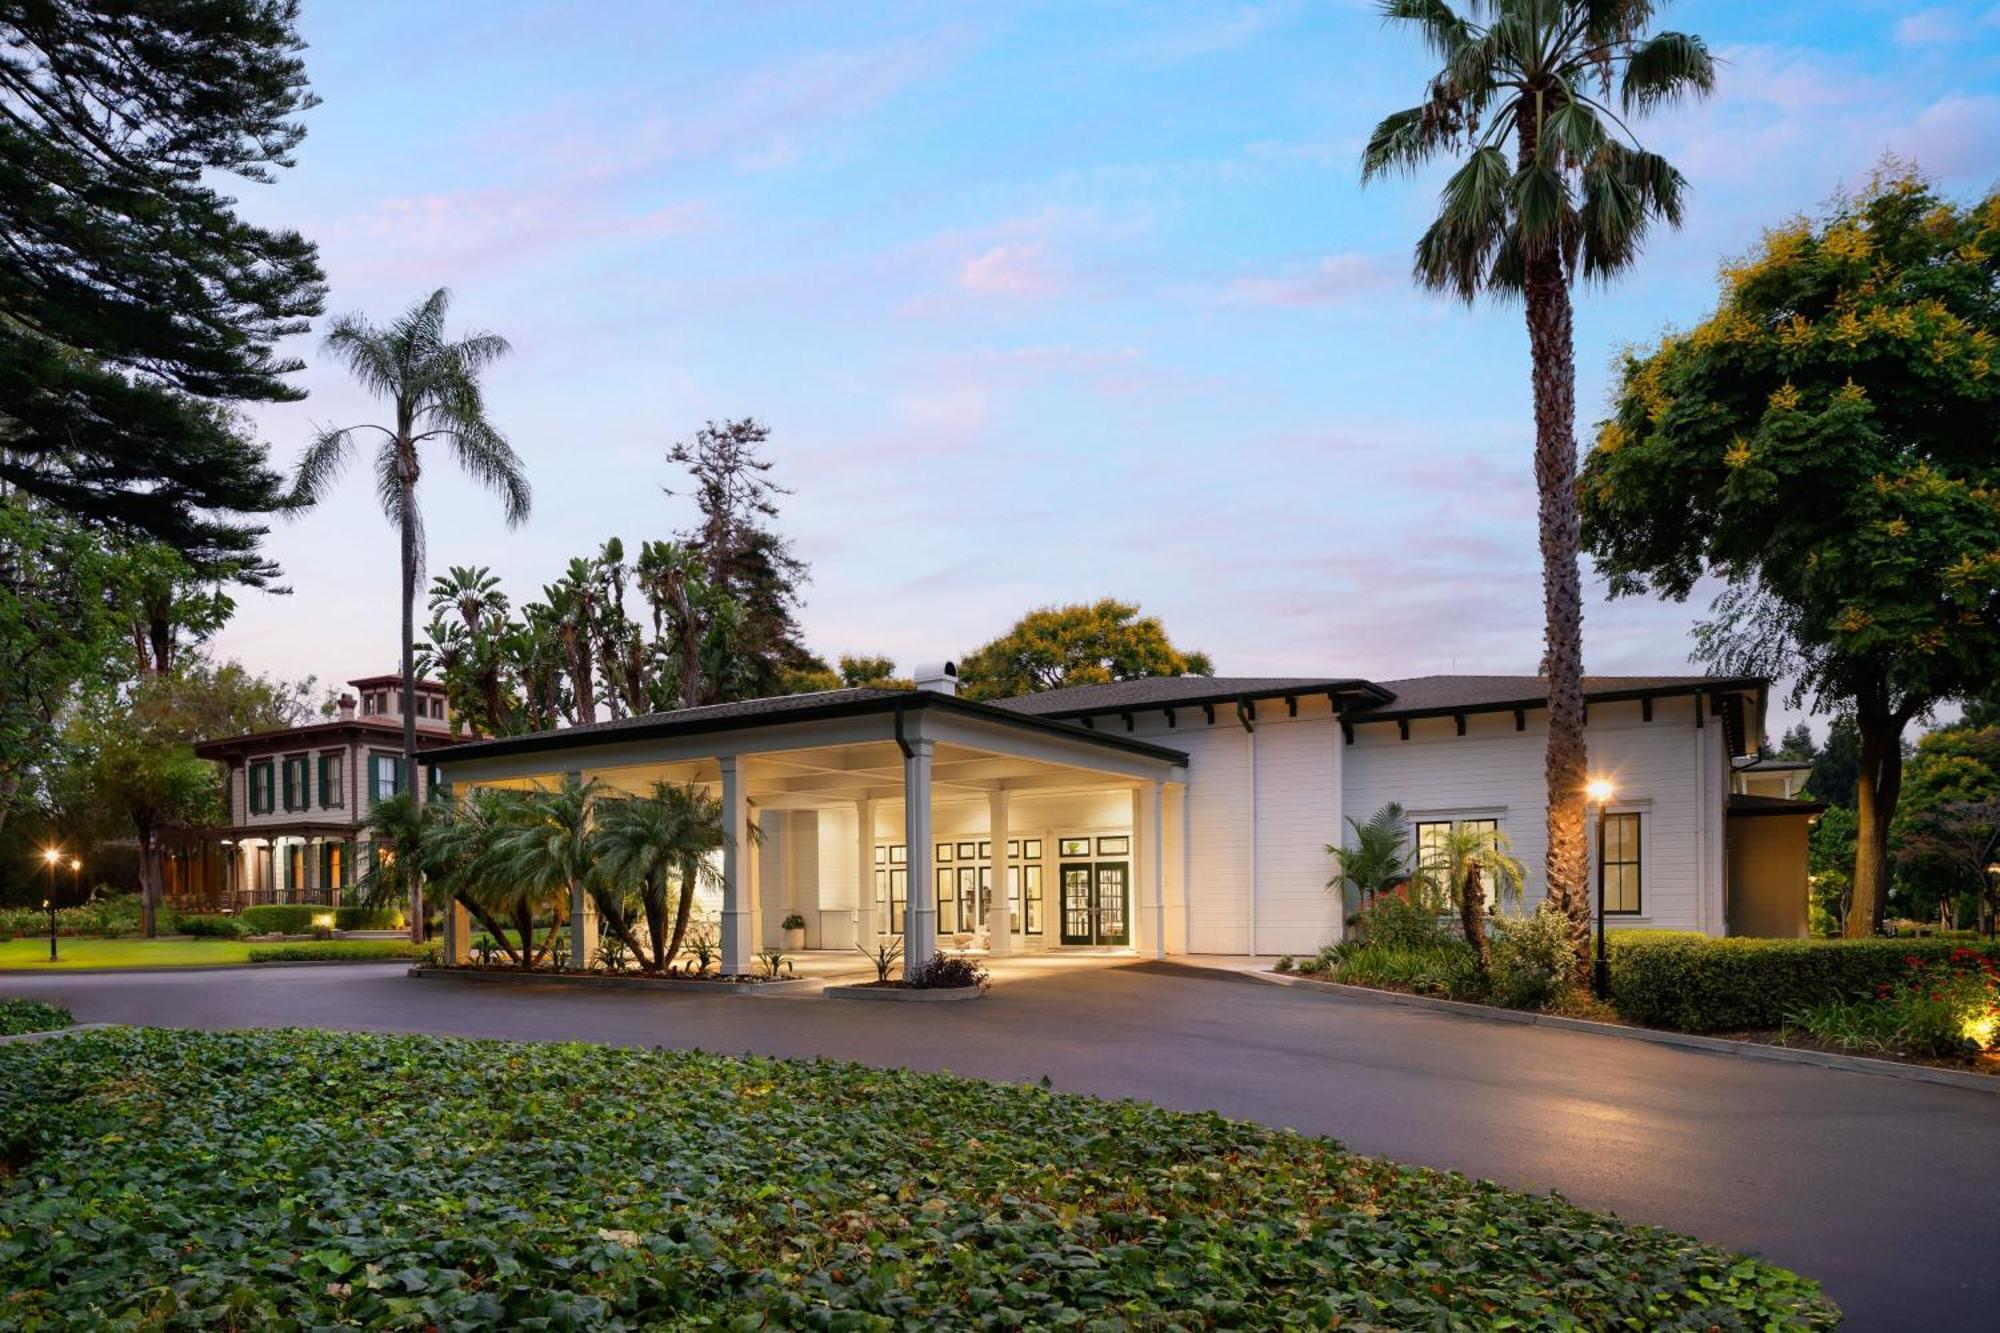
[1229,966,2000,1095]
[823,983,984,1002]
[0,958,417,976]
[407,965,819,995]
[0,1022,116,1046]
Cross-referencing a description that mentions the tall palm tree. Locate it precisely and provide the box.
[1419,822,1527,974]
[1360,1,1713,955]
[290,289,530,940]
[591,781,729,972]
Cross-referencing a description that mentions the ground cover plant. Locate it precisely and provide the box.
[0,1027,1836,1329]
[1783,948,2000,1060]
[0,998,69,1035]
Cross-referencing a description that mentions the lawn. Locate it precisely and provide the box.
[0,1028,1838,1329]
[0,937,417,970]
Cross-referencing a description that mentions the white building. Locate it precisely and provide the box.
[433,664,1820,977]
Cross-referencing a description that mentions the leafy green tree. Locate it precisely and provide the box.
[291,289,530,935]
[1807,805,1857,937]
[839,655,906,688]
[1327,802,1415,924]
[1362,0,1714,954]
[958,600,1213,702]
[1580,173,2000,935]
[1806,714,1861,809]
[0,501,126,837]
[590,782,729,972]
[0,1,324,577]
[1770,721,1817,763]
[1891,725,1999,927]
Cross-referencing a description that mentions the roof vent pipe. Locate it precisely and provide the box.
[914,661,958,697]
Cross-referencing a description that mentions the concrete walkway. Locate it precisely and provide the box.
[4,958,1994,1330]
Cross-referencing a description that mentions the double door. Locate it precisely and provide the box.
[1059,861,1129,946]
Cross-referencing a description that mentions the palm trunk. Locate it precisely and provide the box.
[1522,245,1591,975]
[664,859,698,970]
[1846,693,1906,937]
[1459,862,1489,974]
[643,874,669,971]
[461,893,522,965]
[400,481,425,944]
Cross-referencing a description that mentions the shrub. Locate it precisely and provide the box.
[236,905,403,935]
[1607,932,2000,1032]
[908,951,987,990]
[1785,949,1999,1059]
[1350,893,1453,951]
[855,938,903,983]
[1488,903,1579,1011]
[169,913,249,939]
[1335,940,1482,999]
[0,1028,1840,1327]
[1,892,148,940]
[780,913,806,931]
[1273,954,1295,973]
[245,941,421,963]
[0,999,71,1036]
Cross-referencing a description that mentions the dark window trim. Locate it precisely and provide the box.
[1601,811,1643,915]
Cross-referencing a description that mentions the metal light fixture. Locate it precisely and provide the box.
[40,847,62,962]
[1587,778,1615,999]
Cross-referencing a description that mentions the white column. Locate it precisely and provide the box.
[1142,781,1165,958]
[987,789,1012,956]
[902,735,936,979]
[720,756,752,975]
[567,772,597,969]
[854,798,876,946]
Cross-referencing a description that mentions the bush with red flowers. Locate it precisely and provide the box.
[1787,948,2000,1060]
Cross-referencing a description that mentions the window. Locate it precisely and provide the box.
[888,867,907,934]
[1023,864,1044,934]
[1096,835,1129,856]
[936,842,954,863]
[321,841,345,890]
[317,752,344,809]
[370,753,402,802]
[1058,837,1091,857]
[248,760,275,814]
[429,696,445,720]
[936,866,955,933]
[956,841,977,860]
[1601,812,1642,914]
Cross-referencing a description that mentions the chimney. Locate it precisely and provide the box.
[338,693,357,721]
[913,661,958,697]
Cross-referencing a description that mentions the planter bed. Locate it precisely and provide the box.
[823,980,984,1002]
[408,965,813,994]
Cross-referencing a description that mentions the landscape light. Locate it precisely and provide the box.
[312,912,335,930]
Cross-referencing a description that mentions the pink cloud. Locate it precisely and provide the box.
[957,240,1066,297]
[1222,252,1396,307]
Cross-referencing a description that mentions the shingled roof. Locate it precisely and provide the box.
[990,676,1385,717]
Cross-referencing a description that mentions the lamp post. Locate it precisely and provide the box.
[41,847,62,962]
[1586,779,1615,1000]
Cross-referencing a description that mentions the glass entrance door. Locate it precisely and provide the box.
[1059,861,1129,945]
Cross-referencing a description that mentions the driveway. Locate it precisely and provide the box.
[4,959,1994,1330]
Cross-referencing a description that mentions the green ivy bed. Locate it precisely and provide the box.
[0,1028,1837,1329]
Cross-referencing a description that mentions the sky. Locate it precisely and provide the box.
[210,0,2000,736]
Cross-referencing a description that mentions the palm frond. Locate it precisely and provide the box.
[287,424,358,509]
[1361,105,1442,181]
[1620,30,1714,113]
[1379,0,1477,61]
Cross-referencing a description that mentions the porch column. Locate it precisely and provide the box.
[1139,781,1165,959]
[854,798,876,946]
[721,756,753,975]
[567,771,597,969]
[442,898,470,965]
[987,790,1012,956]
[902,734,936,979]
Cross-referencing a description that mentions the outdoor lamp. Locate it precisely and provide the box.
[1586,779,1615,999]
[40,848,62,963]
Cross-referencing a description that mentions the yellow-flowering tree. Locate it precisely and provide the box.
[1580,170,2000,935]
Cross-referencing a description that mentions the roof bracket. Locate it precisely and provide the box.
[1641,696,1653,723]
[1397,718,1410,742]
[1121,711,1135,733]
[1202,703,1215,726]
[1164,707,1176,729]
[1453,712,1466,737]
[1285,695,1298,718]
[1235,698,1256,733]
[1694,692,1705,729]
[1513,707,1526,732]
[1341,721,1354,745]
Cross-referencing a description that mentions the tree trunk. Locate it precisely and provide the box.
[642,874,669,971]
[1460,861,1489,974]
[1522,243,1590,975]
[399,479,424,944]
[1846,696,1905,937]
[461,893,521,965]
[137,817,159,938]
[664,859,698,971]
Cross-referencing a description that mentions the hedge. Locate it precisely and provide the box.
[1607,931,2000,1032]
[168,913,248,939]
[0,1028,1839,1327]
[235,905,404,935]
[245,940,421,963]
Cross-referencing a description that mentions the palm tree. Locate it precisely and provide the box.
[1418,822,1527,974]
[591,781,729,972]
[1327,802,1415,923]
[482,774,601,969]
[290,288,530,940]
[1360,1,1714,955]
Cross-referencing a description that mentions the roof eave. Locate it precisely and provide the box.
[1349,676,1769,725]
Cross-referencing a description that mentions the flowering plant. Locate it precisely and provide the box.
[1790,948,1998,1060]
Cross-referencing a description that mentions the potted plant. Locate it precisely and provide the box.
[781,912,807,951]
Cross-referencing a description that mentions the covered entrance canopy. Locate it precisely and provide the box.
[433,688,1190,980]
